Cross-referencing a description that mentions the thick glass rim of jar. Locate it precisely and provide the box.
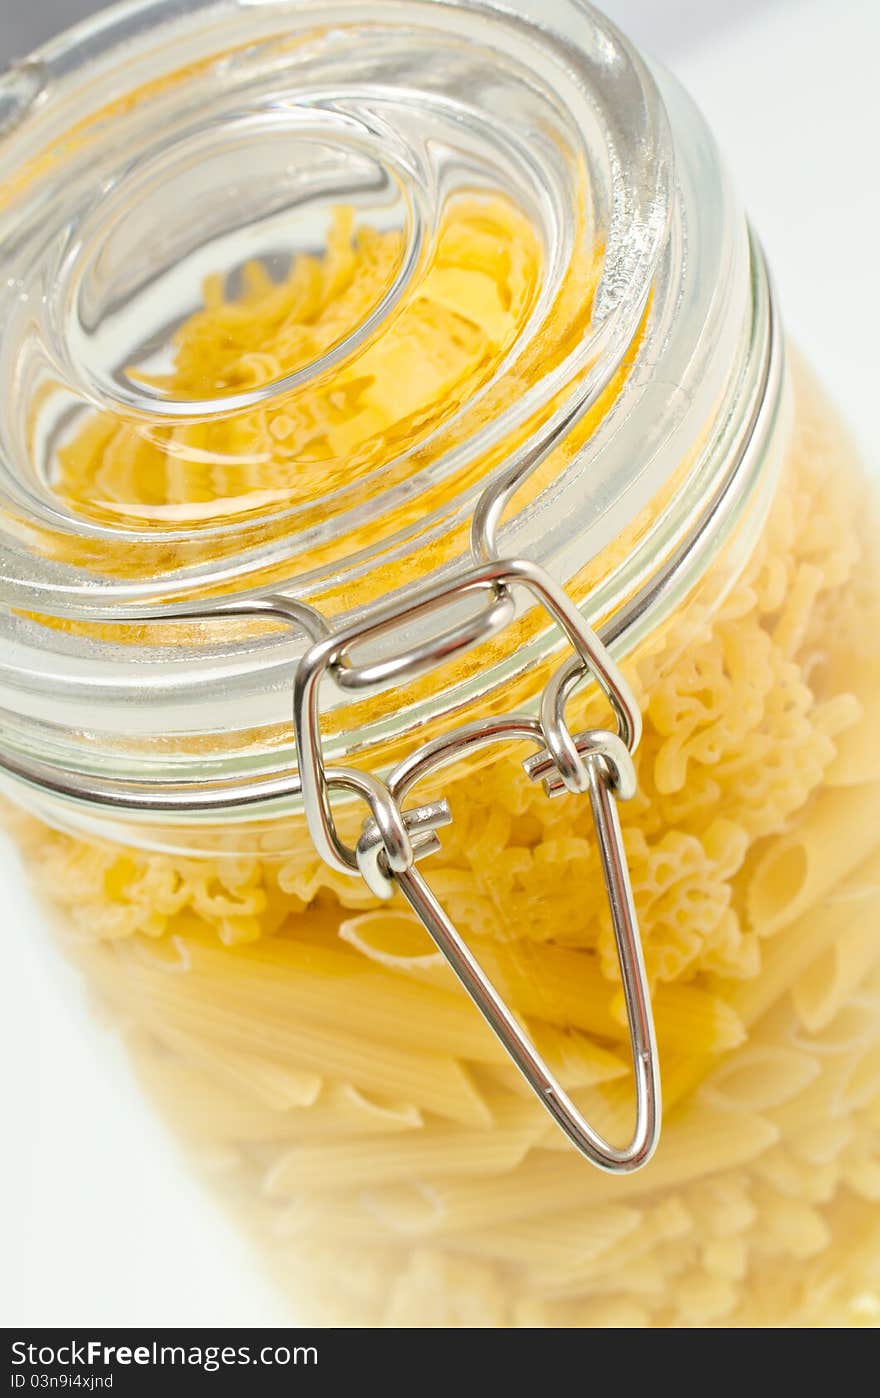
[0,239,788,833]
[0,0,671,607]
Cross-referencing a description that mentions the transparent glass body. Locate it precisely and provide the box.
[1,0,879,1327]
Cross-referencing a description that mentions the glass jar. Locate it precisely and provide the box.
[1,0,878,1328]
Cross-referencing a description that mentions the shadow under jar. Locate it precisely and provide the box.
[1,0,878,1328]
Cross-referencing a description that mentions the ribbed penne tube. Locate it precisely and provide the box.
[167,933,514,1066]
[746,785,880,935]
[381,1250,508,1328]
[288,1084,423,1140]
[767,1057,864,1142]
[478,1025,626,1101]
[697,1044,820,1113]
[650,984,747,1054]
[792,913,880,1032]
[146,996,489,1126]
[83,944,492,1126]
[341,911,745,1053]
[263,1097,544,1195]
[360,1106,780,1236]
[824,656,880,786]
[157,1025,323,1110]
[117,935,634,1115]
[127,928,634,1104]
[438,1203,641,1271]
[339,923,624,1040]
[789,992,880,1060]
[833,1047,880,1117]
[337,909,448,978]
[732,848,880,1026]
[521,1200,692,1298]
[271,1195,410,1247]
[130,1047,319,1142]
[136,1042,424,1143]
[531,1048,719,1153]
[543,1255,675,1303]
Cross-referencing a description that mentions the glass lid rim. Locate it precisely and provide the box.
[0,245,787,822]
[0,0,673,616]
[0,0,788,816]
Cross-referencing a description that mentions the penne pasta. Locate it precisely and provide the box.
[82,942,492,1127]
[732,849,880,1026]
[9,193,879,1328]
[264,1097,544,1195]
[360,1106,781,1237]
[792,913,880,1032]
[746,785,880,935]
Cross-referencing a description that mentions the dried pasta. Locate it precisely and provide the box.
[5,201,880,1327]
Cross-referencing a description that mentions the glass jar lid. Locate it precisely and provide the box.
[0,0,784,818]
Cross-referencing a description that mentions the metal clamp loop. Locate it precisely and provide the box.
[288,563,661,1173]
[331,581,515,692]
[523,632,641,797]
[523,727,637,800]
[372,711,659,1172]
[294,556,642,876]
[355,800,452,899]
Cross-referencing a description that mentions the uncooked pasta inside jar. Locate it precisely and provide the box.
[1,0,878,1328]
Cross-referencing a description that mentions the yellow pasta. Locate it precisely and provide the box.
[340,910,747,1054]
[732,850,880,1026]
[264,1096,545,1194]
[697,1044,820,1115]
[746,784,880,935]
[5,198,880,1329]
[426,1203,643,1272]
[80,940,492,1127]
[152,930,518,1067]
[355,1105,782,1234]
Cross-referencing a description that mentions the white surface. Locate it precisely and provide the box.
[2,0,878,1327]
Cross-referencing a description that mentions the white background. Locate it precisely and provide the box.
[1,0,878,1326]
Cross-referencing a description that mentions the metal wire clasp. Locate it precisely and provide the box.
[292,557,660,1173]
[0,250,794,1174]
